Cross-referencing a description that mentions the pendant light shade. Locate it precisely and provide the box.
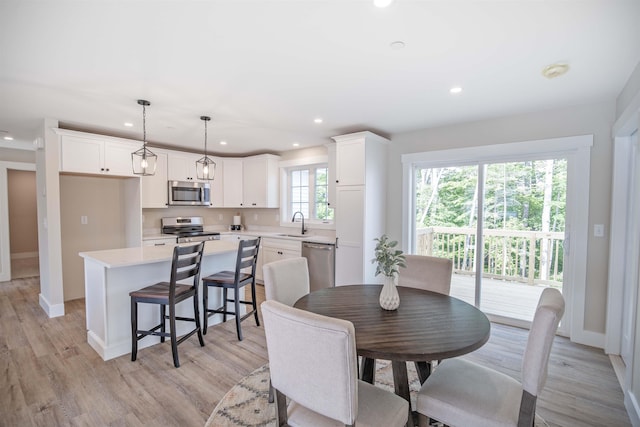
[131,99,157,176]
[196,116,216,180]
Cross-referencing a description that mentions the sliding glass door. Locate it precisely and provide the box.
[413,158,567,325]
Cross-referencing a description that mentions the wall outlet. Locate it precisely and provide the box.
[275,213,279,222]
[81,215,88,225]
[218,214,223,221]
[253,213,258,221]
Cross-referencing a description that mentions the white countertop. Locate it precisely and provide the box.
[80,240,238,268]
[141,230,336,245]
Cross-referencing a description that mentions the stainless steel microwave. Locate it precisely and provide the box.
[168,181,211,206]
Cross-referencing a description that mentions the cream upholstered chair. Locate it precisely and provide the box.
[416,287,565,427]
[397,254,453,295]
[261,300,409,427]
[262,257,311,403]
[397,254,454,382]
[263,257,310,307]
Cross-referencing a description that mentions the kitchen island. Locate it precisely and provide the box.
[80,240,238,361]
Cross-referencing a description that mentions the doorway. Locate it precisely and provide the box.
[8,169,39,279]
[0,161,38,282]
[412,158,566,325]
[402,135,593,337]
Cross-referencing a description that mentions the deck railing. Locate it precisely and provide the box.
[416,227,564,286]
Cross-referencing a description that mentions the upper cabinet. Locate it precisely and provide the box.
[326,143,337,208]
[141,149,168,208]
[58,131,139,177]
[243,154,280,208]
[168,151,207,183]
[335,137,366,186]
[222,158,244,207]
[223,155,280,208]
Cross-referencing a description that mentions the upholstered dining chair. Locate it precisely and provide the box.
[261,300,409,427]
[416,287,565,427]
[130,242,205,368]
[202,237,261,341]
[262,257,310,307]
[397,254,454,382]
[262,257,311,403]
[397,254,453,295]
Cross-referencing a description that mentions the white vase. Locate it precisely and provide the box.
[379,274,400,310]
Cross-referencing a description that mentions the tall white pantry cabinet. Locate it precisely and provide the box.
[331,131,389,286]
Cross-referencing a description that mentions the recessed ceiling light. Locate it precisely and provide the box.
[124,122,133,127]
[3,136,14,141]
[220,141,227,145]
[314,118,323,124]
[293,142,300,147]
[374,0,394,7]
[542,62,570,79]
[390,41,405,50]
[450,87,463,94]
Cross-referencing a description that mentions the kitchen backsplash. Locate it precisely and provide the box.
[142,207,282,233]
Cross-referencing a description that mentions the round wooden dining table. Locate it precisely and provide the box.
[294,284,490,426]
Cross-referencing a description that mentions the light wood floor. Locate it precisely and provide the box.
[0,276,630,426]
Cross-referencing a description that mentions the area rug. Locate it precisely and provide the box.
[205,361,547,426]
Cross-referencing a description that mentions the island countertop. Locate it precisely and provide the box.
[80,239,238,268]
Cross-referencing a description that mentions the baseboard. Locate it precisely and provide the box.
[39,293,65,318]
[11,251,38,260]
[625,390,640,427]
[571,329,605,349]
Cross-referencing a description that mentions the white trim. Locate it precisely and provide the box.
[401,134,593,342]
[606,135,635,355]
[279,154,327,169]
[39,292,65,318]
[401,134,593,166]
[0,161,36,282]
[625,390,640,427]
[11,251,39,259]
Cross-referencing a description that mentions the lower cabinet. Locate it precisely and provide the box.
[261,238,302,268]
[142,237,177,247]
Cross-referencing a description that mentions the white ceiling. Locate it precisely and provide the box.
[1,0,639,155]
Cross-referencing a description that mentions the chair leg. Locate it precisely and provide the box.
[131,298,138,362]
[222,288,228,322]
[202,283,209,335]
[234,287,243,341]
[160,304,166,343]
[415,361,432,384]
[193,291,205,347]
[417,413,430,427]
[268,378,274,403]
[251,281,260,326]
[170,303,179,368]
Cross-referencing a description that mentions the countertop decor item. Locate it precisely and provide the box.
[196,115,216,180]
[131,99,157,176]
[372,234,406,310]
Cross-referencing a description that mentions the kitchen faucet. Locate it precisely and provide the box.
[291,211,307,235]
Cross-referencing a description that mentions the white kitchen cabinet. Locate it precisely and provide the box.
[141,150,169,208]
[223,158,244,207]
[58,131,139,177]
[261,238,302,267]
[167,151,204,182]
[332,131,389,286]
[142,236,176,247]
[327,143,337,209]
[242,154,280,208]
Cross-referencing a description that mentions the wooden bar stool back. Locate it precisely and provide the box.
[129,242,206,368]
[202,237,261,341]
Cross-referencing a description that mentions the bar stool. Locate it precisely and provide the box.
[202,237,261,341]
[130,242,205,368]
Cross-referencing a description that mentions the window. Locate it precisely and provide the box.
[285,164,334,224]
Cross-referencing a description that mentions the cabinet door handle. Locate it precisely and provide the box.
[154,243,166,246]
[335,237,339,249]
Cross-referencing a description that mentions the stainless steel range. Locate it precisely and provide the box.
[161,216,221,243]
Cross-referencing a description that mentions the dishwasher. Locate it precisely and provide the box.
[302,242,336,291]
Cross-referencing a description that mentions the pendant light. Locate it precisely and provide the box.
[131,99,157,176]
[196,116,216,180]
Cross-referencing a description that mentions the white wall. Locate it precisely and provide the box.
[386,100,615,337]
